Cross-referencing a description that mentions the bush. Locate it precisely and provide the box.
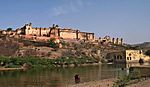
[113,75,131,87]
[0,56,98,68]
[145,50,150,56]
[113,69,141,87]
[48,38,59,48]
[130,69,141,79]
[0,56,55,69]
[6,28,12,31]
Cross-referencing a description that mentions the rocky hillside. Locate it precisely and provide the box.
[0,35,126,63]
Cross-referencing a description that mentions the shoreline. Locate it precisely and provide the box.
[55,63,101,67]
[67,78,150,87]
[126,77,150,87]
[0,67,23,71]
[67,78,116,87]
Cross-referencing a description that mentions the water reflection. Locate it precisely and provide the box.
[0,63,149,87]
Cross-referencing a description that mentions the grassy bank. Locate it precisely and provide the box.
[0,56,98,69]
[113,69,146,87]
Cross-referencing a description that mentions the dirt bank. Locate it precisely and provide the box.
[127,78,150,87]
[67,78,116,87]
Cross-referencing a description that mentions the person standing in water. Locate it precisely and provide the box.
[74,74,80,84]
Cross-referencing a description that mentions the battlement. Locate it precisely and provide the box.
[99,36,123,45]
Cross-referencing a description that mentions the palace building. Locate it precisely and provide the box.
[15,23,95,41]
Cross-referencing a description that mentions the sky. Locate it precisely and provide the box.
[0,0,150,44]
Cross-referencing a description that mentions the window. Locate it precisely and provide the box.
[117,56,120,60]
[127,57,129,60]
[114,55,116,60]
[130,57,132,60]
[43,34,47,36]
[120,56,122,60]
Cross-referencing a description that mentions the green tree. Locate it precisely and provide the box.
[145,50,150,56]
[6,28,12,31]
[48,38,58,48]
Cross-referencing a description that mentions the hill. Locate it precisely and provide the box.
[133,42,150,49]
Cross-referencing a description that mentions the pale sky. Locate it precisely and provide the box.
[0,0,150,44]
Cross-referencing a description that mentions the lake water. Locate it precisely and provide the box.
[0,63,149,87]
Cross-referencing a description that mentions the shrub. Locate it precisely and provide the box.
[113,75,131,87]
[129,69,141,79]
[145,50,150,56]
[6,28,12,31]
[113,69,141,87]
[48,38,59,48]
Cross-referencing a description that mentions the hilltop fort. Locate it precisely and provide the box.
[0,23,125,60]
[0,23,123,45]
[0,23,150,65]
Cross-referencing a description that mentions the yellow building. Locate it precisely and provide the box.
[107,50,150,63]
[125,50,150,63]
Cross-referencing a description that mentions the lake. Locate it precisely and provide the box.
[0,63,149,87]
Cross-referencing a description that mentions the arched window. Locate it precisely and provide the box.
[127,57,129,60]
[130,57,132,60]
[117,55,120,60]
[43,34,47,36]
[120,55,122,59]
[114,55,116,60]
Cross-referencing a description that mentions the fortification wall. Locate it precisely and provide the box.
[13,23,95,41]
[60,31,77,39]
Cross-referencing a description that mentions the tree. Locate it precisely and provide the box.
[48,38,58,48]
[145,50,150,56]
[6,28,12,31]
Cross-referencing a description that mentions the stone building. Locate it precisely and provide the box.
[99,36,123,45]
[125,50,150,63]
[17,23,50,36]
[107,50,150,63]
[106,51,126,63]
[16,23,95,41]
[50,25,95,41]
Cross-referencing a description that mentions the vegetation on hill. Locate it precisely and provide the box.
[6,28,13,31]
[0,56,98,68]
[0,35,128,68]
[48,38,59,48]
[145,50,150,56]
[132,42,150,49]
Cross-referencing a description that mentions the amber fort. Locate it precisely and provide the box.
[0,23,123,45]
